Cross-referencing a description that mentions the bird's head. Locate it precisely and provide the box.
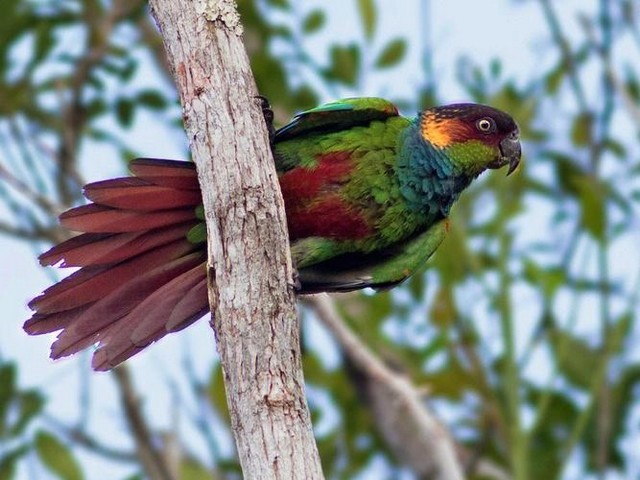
[420,104,521,176]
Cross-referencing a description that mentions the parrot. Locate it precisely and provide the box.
[25,97,521,370]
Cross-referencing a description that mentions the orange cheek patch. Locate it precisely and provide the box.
[420,115,472,149]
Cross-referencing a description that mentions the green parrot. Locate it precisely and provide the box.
[26,97,521,370]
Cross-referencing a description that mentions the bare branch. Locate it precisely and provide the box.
[0,161,62,217]
[112,366,176,480]
[44,415,137,463]
[305,294,465,480]
[0,221,53,242]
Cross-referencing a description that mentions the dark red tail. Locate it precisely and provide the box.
[25,159,209,371]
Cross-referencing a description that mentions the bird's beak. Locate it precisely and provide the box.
[498,132,521,176]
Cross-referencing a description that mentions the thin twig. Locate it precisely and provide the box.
[44,414,137,463]
[111,366,176,480]
[0,161,63,217]
[538,0,589,112]
[0,221,53,242]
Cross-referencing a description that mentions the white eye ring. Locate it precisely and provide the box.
[477,118,493,132]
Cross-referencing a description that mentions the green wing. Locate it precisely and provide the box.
[295,219,448,293]
[274,97,400,143]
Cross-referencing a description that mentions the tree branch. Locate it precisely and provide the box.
[304,294,509,480]
[147,1,323,478]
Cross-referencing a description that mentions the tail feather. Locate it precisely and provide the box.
[50,252,206,359]
[88,263,207,371]
[129,158,199,190]
[24,307,86,335]
[166,277,209,332]
[39,222,196,267]
[26,158,210,370]
[129,263,207,344]
[84,177,201,211]
[60,204,196,233]
[29,265,108,312]
[92,331,164,372]
[30,240,197,314]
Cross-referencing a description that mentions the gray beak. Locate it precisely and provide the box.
[499,132,521,176]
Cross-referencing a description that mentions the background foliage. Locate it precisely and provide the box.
[1,0,639,479]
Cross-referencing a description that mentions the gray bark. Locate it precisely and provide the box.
[147,1,324,478]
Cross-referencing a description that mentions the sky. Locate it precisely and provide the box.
[2,0,638,479]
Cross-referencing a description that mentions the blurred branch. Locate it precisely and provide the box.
[0,162,62,217]
[538,0,589,112]
[306,294,471,480]
[112,366,176,480]
[607,70,640,128]
[44,414,137,463]
[58,0,145,205]
[0,221,54,242]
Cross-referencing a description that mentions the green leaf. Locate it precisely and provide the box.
[326,44,360,85]
[606,312,633,354]
[10,391,45,436]
[357,0,376,40]
[180,458,212,480]
[625,75,640,102]
[430,287,456,327]
[115,97,135,128]
[33,22,55,63]
[251,51,288,100]
[522,258,566,300]
[120,475,143,480]
[570,112,593,147]
[550,330,601,390]
[428,359,475,400]
[526,387,577,478]
[574,175,606,240]
[85,99,108,119]
[291,85,318,111]
[136,90,167,110]
[374,38,406,69]
[302,10,325,34]
[603,137,626,159]
[431,220,470,284]
[0,363,44,439]
[266,0,290,9]
[0,364,16,435]
[545,64,565,95]
[35,431,84,480]
[489,58,502,78]
[0,444,29,480]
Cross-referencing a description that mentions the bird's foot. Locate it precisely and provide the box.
[255,95,275,146]
[290,262,302,293]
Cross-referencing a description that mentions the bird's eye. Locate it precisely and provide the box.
[476,118,494,133]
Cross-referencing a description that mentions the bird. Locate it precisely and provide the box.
[25,97,521,370]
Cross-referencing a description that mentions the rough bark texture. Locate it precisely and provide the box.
[147,1,323,478]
